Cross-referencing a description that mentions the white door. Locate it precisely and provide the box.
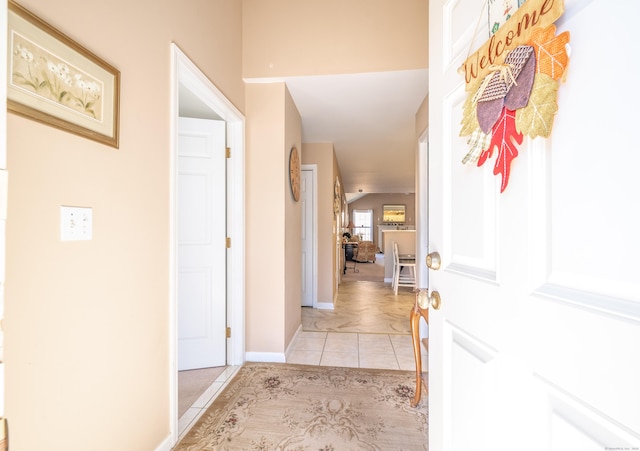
[178,117,227,370]
[301,169,314,307]
[428,1,640,450]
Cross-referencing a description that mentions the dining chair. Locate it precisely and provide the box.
[393,241,416,295]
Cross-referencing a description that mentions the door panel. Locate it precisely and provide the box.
[178,117,226,371]
[301,169,314,307]
[428,0,640,450]
[446,86,497,280]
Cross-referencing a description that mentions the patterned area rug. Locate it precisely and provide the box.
[174,362,428,450]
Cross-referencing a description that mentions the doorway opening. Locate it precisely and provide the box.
[170,44,245,446]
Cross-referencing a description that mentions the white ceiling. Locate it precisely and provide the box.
[181,68,429,196]
[284,69,429,195]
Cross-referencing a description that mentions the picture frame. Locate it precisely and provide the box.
[382,204,405,224]
[7,0,120,148]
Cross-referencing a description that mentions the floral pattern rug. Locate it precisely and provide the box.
[174,362,428,450]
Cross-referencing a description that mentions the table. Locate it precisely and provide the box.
[341,242,359,274]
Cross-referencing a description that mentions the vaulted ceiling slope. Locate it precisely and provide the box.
[285,69,428,195]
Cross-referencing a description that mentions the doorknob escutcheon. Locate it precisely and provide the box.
[426,251,441,270]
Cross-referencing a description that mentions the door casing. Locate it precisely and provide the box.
[169,44,245,447]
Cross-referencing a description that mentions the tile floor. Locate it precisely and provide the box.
[178,365,241,441]
[287,330,427,372]
[177,274,428,440]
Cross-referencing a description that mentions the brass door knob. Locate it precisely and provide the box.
[426,251,441,270]
[429,290,442,310]
[417,289,442,310]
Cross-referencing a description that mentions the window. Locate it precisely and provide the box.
[352,209,373,241]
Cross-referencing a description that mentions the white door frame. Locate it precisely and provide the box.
[0,0,7,431]
[301,165,317,308]
[168,44,245,447]
[416,129,429,341]
[416,128,429,290]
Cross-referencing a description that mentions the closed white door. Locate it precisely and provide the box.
[301,169,314,307]
[178,117,227,370]
[428,1,640,450]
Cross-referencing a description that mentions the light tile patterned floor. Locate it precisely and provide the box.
[178,276,427,439]
[177,365,241,441]
[287,330,427,371]
[288,278,428,371]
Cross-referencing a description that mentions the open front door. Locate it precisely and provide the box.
[428,1,640,449]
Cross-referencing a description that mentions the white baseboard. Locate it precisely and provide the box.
[154,434,173,451]
[245,351,286,363]
[285,325,303,360]
[315,302,334,310]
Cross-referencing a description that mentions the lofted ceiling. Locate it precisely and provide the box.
[180,68,429,197]
[285,69,429,196]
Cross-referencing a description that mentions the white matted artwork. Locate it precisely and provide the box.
[7,1,120,147]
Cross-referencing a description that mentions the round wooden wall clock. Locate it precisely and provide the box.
[289,146,301,201]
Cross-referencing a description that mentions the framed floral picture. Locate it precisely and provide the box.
[7,0,120,148]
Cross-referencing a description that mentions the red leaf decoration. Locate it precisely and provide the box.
[477,108,523,192]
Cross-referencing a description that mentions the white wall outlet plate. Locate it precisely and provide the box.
[60,206,92,241]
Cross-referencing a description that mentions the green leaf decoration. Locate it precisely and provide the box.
[460,78,484,137]
[462,128,491,164]
[515,73,559,138]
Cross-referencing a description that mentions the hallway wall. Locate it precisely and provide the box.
[243,0,428,78]
[5,1,244,449]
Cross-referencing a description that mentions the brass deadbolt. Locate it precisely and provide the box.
[426,252,441,270]
[429,290,442,310]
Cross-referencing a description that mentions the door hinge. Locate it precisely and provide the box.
[226,237,231,248]
[226,327,231,338]
[226,147,231,158]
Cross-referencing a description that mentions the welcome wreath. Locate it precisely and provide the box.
[459,0,570,193]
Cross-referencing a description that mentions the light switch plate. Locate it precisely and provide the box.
[60,206,92,241]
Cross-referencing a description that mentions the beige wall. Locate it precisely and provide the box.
[242,0,428,78]
[5,0,243,450]
[284,87,303,348]
[4,0,427,448]
[245,83,286,354]
[416,94,429,138]
[245,82,303,355]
